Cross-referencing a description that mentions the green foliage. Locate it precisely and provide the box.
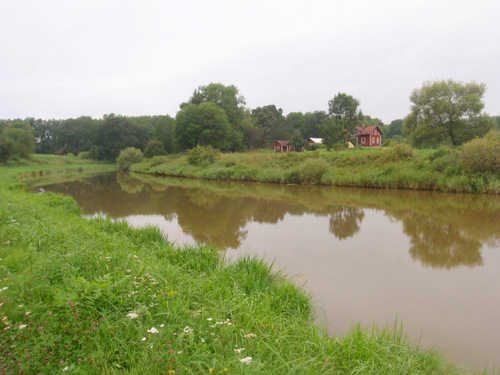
[174,102,234,151]
[0,133,15,162]
[186,145,220,167]
[299,157,329,184]
[319,117,343,150]
[405,80,492,147]
[328,92,363,136]
[144,138,166,158]
[383,144,413,162]
[458,130,500,175]
[0,121,35,161]
[78,151,91,159]
[116,147,144,172]
[251,104,289,148]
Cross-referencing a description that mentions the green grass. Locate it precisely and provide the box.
[0,155,481,374]
[131,147,499,193]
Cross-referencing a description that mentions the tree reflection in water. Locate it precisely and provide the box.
[403,214,483,268]
[29,171,499,269]
[329,207,365,240]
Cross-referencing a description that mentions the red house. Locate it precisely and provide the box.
[354,126,382,147]
[273,140,295,153]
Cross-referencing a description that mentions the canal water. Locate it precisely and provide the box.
[29,172,500,372]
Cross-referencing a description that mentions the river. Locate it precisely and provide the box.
[29,171,500,372]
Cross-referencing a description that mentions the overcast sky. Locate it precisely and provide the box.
[1,0,499,124]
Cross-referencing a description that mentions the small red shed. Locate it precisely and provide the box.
[273,140,295,153]
[354,126,382,147]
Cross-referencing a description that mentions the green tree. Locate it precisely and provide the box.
[181,83,247,150]
[173,102,233,151]
[251,105,289,147]
[386,119,404,140]
[318,117,342,150]
[116,147,144,172]
[0,134,14,162]
[144,139,166,158]
[94,114,150,161]
[404,80,495,147]
[55,116,96,155]
[328,93,363,140]
[0,120,35,159]
[152,115,175,153]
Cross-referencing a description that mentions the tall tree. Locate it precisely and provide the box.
[0,119,35,159]
[404,80,495,147]
[173,102,233,151]
[251,105,289,147]
[328,93,363,139]
[180,83,247,150]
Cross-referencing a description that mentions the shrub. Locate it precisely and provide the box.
[383,144,413,162]
[144,139,166,158]
[116,147,144,172]
[78,151,91,159]
[299,158,329,184]
[149,155,169,167]
[186,145,220,167]
[458,130,500,175]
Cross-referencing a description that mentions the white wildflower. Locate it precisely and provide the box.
[63,366,69,371]
[244,333,257,338]
[147,327,159,334]
[126,312,139,319]
[142,337,147,341]
[240,356,252,365]
[234,348,245,353]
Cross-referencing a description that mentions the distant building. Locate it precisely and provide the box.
[273,140,295,153]
[308,138,323,146]
[353,126,382,147]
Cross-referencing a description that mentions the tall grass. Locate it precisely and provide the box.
[131,147,498,194]
[0,157,476,373]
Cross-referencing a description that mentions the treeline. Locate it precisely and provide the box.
[1,81,499,163]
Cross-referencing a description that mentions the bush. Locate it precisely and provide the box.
[186,146,220,167]
[458,130,500,175]
[78,151,91,159]
[299,158,329,184]
[149,155,169,167]
[116,147,144,172]
[144,139,166,158]
[383,144,413,162]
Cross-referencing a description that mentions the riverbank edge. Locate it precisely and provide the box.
[0,157,470,374]
[130,148,499,194]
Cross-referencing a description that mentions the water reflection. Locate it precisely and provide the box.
[329,207,365,240]
[30,171,499,270]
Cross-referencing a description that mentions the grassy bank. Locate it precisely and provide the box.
[131,146,499,193]
[0,157,469,374]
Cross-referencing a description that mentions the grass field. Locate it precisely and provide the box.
[0,155,482,374]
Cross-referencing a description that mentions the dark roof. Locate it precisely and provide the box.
[355,125,382,135]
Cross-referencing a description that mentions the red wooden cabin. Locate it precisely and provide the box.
[354,126,382,146]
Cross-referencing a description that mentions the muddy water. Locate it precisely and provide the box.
[29,172,500,372]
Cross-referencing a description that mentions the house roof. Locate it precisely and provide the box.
[275,140,291,146]
[308,138,323,143]
[355,125,382,135]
